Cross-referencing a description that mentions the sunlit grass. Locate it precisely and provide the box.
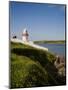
[10,42,66,88]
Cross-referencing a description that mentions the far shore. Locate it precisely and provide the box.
[34,40,65,44]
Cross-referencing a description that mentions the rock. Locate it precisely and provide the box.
[54,55,65,76]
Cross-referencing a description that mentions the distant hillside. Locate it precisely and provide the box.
[10,42,66,88]
[34,40,65,44]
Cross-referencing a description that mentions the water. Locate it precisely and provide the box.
[37,43,65,56]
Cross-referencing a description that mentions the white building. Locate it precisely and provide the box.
[11,28,48,51]
[22,28,29,42]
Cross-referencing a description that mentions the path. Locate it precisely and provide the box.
[11,38,48,51]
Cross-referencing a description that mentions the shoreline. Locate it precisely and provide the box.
[34,40,65,44]
[36,43,65,58]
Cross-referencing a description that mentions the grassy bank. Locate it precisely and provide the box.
[34,40,65,44]
[10,42,66,88]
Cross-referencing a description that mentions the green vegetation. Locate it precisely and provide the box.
[10,42,66,88]
[34,40,65,44]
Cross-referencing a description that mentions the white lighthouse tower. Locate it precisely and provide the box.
[22,28,29,42]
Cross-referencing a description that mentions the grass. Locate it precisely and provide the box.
[34,40,65,44]
[10,42,66,88]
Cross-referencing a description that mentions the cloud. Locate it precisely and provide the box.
[47,4,65,12]
[47,4,57,8]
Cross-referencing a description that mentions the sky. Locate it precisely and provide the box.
[10,1,66,41]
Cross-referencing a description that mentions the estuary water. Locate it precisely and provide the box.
[37,43,65,56]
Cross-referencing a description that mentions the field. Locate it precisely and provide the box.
[10,42,66,88]
[34,40,65,44]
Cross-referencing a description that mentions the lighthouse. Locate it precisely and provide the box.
[22,28,29,42]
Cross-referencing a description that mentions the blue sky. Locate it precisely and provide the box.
[10,1,65,41]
